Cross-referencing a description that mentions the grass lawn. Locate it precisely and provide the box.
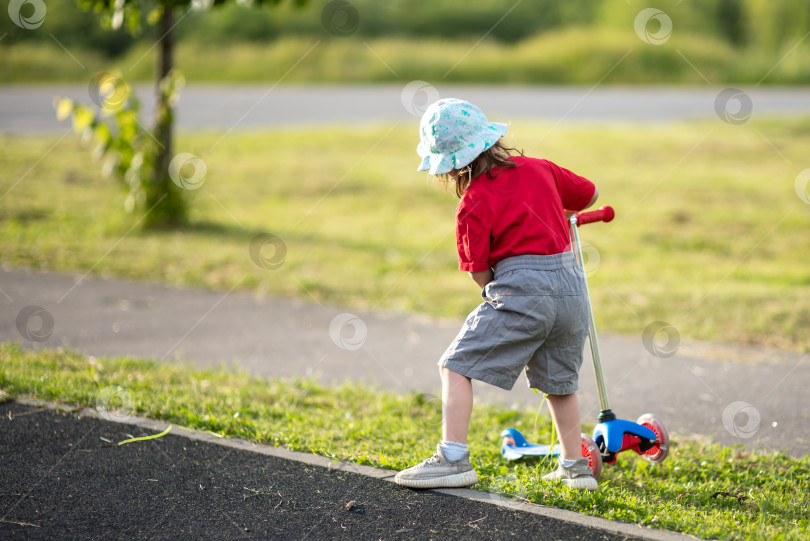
[1,344,808,540]
[3,29,810,84]
[2,118,809,351]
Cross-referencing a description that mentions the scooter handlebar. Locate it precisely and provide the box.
[573,205,614,226]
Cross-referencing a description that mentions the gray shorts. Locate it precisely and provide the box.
[438,253,589,394]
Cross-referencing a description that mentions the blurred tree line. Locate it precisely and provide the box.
[2,0,808,55]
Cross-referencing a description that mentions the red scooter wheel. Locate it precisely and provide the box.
[581,433,603,479]
[636,414,670,463]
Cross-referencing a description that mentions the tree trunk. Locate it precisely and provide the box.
[156,6,173,168]
[147,6,186,227]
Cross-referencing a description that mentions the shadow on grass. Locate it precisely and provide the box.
[148,219,445,261]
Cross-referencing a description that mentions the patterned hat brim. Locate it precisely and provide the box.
[417,122,508,175]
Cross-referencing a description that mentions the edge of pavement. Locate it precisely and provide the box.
[11,397,697,541]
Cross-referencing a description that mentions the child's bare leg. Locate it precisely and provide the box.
[543,391,597,490]
[546,392,582,460]
[440,367,473,444]
[394,367,478,488]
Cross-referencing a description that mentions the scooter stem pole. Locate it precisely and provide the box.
[569,217,611,413]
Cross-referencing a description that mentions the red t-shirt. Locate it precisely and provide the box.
[455,156,596,272]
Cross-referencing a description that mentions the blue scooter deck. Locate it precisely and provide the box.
[500,428,561,461]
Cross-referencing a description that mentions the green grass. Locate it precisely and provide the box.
[3,28,810,84]
[1,343,808,540]
[3,118,810,351]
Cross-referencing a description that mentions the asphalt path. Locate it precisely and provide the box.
[2,85,810,133]
[1,268,807,456]
[0,401,652,540]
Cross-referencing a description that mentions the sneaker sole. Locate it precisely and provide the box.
[561,476,598,491]
[394,469,479,489]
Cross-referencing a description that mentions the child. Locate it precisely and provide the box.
[394,98,600,491]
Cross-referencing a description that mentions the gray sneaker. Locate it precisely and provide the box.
[394,445,479,489]
[542,457,598,491]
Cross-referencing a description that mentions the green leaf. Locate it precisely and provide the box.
[146,6,162,26]
[73,107,95,133]
[125,5,142,35]
[55,98,74,121]
[93,122,111,145]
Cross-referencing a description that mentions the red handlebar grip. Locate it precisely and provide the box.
[574,205,614,226]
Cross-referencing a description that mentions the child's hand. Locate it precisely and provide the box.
[468,269,494,289]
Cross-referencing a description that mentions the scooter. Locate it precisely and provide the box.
[499,206,670,478]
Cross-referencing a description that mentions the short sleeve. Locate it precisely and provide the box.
[548,161,596,212]
[456,193,492,272]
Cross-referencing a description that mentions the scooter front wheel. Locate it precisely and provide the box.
[581,433,603,479]
[636,414,670,463]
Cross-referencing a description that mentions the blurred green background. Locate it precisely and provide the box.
[3,0,810,83]
[2,0,809,352]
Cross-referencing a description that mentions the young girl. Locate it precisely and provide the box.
[395,98,600,491]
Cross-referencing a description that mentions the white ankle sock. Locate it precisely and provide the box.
[440,440,468,461]
[560,457,579,467]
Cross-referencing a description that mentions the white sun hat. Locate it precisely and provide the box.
[416,98,508,175]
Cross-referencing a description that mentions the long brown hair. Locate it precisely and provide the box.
[437,139,523,198]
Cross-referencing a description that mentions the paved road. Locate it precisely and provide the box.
[1,268,807,456]
[2,85,810,133]
[1,401,652,540]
